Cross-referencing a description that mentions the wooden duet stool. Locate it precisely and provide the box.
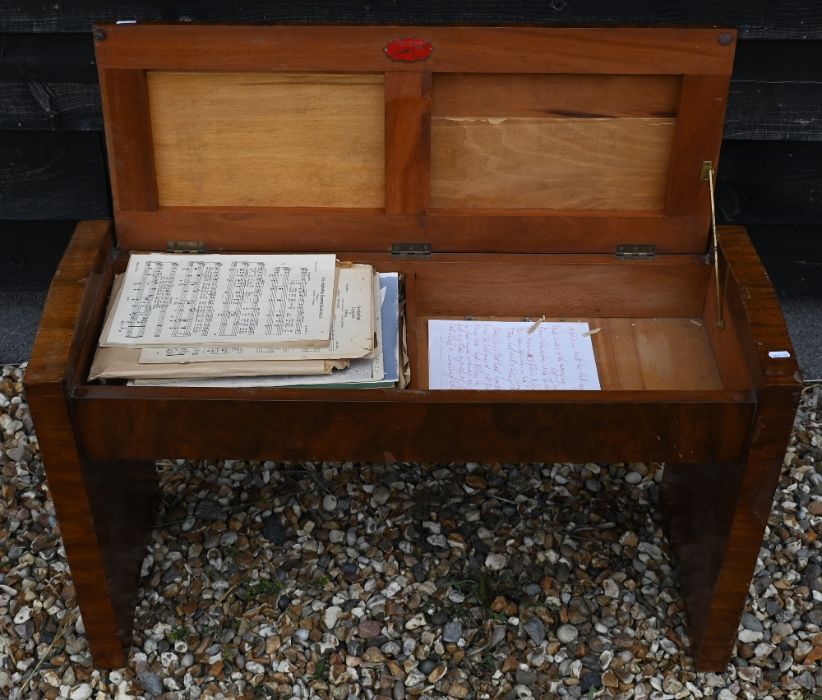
[25,25,801,672]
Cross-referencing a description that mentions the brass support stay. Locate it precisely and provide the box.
[701,161,724,329]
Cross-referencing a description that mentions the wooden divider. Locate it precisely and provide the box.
[385,72,431,214]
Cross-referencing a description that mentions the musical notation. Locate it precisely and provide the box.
[104,253,336,347]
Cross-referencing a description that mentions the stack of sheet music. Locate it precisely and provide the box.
[89,253,403,388]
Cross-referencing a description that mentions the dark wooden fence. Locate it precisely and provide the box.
[1,4,820,295]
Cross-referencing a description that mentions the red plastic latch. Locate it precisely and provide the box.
[384,37,434,63]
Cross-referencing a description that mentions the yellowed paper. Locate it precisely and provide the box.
[137,265,375,363]
[90,276,347,380]
[88,346,346,380]
[101,252,337,347]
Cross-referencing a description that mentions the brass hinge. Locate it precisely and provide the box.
[392,242,431,258]
[166,240,207,253]
[616,244,656,260]
[701,160,725,329]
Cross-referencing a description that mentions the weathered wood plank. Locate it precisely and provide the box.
[0,33,96,75]
[1,2,821,39]
[0,221,74,289]
[0,132,110,219]
[725,40,822,141]
[748,225,822,298]
[0,33,100,130]
[717,141,822,225]
[0,80,101,130]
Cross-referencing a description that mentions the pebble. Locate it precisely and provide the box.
[442,621,463,643]
[427,534,449,549]
[740,612,764,632]
[738,629,763,643]
[524,583,542,597]
[137,671,163,697]
[602,578,619,598]
[557,624,579,643]
[324,605,341,630]
[601,669,622,689]
[795,670,815,689]
[522,617,546,644]
[515,668,537,685]
[12,606,31,624]
[485,553,508,571]
[69,684,93,700]
[261,515,288,545]
[419,659,437,675]
[372,486,390,505]
[245,661,265,674]
[405,613,426,630]
[322,494,338,512]
[427,664,447,683]
[363,647,385,663]
[359,620,381,639]
[405,668,426,687]
[193,500,226,521]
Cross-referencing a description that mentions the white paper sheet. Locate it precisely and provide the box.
[428,320,600,391]
[137,265,374,362]
[103,253,337,347]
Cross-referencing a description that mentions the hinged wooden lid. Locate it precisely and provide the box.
[94,24,736,254]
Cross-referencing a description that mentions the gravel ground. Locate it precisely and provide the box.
[1,363,820,699]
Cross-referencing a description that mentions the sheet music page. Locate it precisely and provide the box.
[132,275,389,388]
[103,253,336,347]
[428,320,600,391]
[137,265,374,362]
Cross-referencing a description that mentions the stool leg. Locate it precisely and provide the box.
[31,386,158,667]
[662,460,745,670]
[46,454,158,668]
[82,459,160,663]
[662,390,797,671]
[46,455,158,667]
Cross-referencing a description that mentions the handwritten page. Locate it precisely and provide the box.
[428,320,600,391]
[137,265,375,362]
[103,253,336,347]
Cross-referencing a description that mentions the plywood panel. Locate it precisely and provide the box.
[591,317,723,390]
[147,72,385,208]
[432,74,681,119]
[430,116,675,209]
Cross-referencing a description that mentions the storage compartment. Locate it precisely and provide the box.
[84,250,750,396]
[353,253,749,393]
